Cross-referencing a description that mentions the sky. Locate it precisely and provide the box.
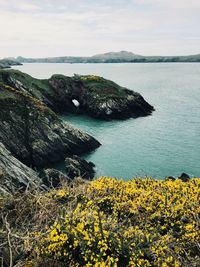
[0,0,200,58]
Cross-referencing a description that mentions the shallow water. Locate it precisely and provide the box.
[14,63,200,179]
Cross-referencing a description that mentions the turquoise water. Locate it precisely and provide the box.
[14,63,200,179]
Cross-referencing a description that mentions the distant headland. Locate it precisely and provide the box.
[0,58,22,69]
[11,51,200,64]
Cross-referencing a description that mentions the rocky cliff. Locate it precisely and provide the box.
[0,70,154,119]
[0,82,100,168]
[0,143,43,194]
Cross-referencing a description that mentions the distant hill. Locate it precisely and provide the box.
[89,51,143,62]
[15,51,200,63]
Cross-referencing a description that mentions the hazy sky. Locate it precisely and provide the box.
[0,0,200,58]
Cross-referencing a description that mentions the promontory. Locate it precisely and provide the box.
[0,69,154,119]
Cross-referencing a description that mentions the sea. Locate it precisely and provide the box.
[13,63,200,179]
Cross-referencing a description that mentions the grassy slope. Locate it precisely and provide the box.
[0,70,133,103]
[0,177,199,267]
[79,75,127,98]
[0,70,125,96]
[0,69,53,99]
[0,82,49,112]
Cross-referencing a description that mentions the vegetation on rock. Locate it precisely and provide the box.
[0,177,199,266]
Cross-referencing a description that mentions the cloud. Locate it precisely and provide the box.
[0,0,199,57]
[0,0,42,12]
[136,0,200,8]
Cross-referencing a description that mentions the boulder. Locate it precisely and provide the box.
[178,173,190,182]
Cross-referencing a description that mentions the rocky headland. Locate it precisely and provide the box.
[0,59,22,69]
[0,70,154,119]
[0,69,154,194]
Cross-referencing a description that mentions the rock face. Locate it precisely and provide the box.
[0,83,100,168]
[65,155,95,179]
[0,70,154,119]
[0,143,43,194]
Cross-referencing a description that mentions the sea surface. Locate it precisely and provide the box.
[13,63,200,179]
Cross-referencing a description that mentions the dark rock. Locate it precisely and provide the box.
[0,82,100,168]
[178,173,190,182]
[0,70,154,120]
[43,168,71,188]
[65,155,95,179]
[165,176,176,181]
[0,143,43,194]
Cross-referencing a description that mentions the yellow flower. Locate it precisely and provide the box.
[32,177,199,266]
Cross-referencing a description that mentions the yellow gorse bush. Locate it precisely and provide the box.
[33,177,200,266]
[80,75,103,82]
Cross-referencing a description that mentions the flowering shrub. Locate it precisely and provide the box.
[80,75,103,81]
[32,177,200,267]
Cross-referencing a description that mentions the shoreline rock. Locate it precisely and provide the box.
[165,173,191,182]
[178,172,190,182]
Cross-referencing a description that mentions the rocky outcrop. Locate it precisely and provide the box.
[178,173,190,182]
[49,74,154,119]
[0,70,154,119]
[0,143,43,194]
[0,82,100,168]
[65,155,95,179]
